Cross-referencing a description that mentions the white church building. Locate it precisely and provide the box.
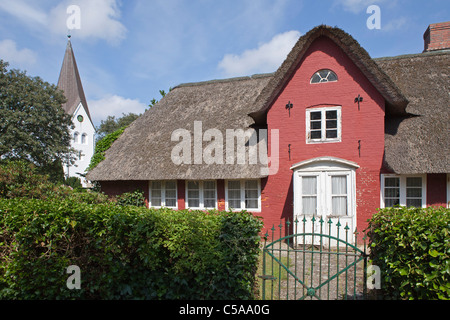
[57,38,95,187]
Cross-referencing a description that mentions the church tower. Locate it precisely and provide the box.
[57,37,95,187]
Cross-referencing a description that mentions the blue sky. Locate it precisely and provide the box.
[0,0,448,126]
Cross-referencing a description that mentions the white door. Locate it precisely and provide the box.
[292,158,358,246]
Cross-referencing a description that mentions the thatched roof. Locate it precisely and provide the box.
[87,74,272,181]
[376,50,450,174]
[87,25,448,182]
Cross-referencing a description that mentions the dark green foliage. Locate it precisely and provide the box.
[95,113,141,142]
[64,177,83,190]
[0,198,263,299]
[0,160,110,204]
[0,60,74,170]
[367,206,450,300]
[86,126,126,172]
[116,189,146,207]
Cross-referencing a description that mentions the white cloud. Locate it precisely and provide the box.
[88,95,147,124]
[48,0,127,45]
[0,0,127,45]
[218,30,301,77]
[0,39,37,67]
[0,0,47,26]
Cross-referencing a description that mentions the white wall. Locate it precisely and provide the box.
[64,102,95,187]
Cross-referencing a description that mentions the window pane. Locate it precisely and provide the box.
[245,189,258,199]
[311,121,321,129]
[327,72,338,82]
[385,198,399,207]
[310,111,322,120]
[245,199,258,209]
[326,110,337,119]
[326,130,338,138]
[165,198,176,207]
[302,176,317,195]
[311,74,321,83]
[229,199,241,209]
[311,131,322,139]
[332,176,347,194]
[332,196,347,216]
[166,181,176,190]
[228,190,241,200]
[204,199,215,208]
[406,199,422,207]
[406,188,422,198]
[385,178,399,187]
[245,180,258,190]
[385,188,400,198]
[228,181,240,190]
[326,120,337,129]
[151,181,162,206]
[302,196,317,215]
[407,177,422,187]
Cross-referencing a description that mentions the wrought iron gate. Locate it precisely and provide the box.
[260,216,368,300]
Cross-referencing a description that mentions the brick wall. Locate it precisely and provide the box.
[423,21,450,52]
[262,36,386,239]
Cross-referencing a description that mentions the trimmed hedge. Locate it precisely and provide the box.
[367,206,450,300]
[0,198,263,300]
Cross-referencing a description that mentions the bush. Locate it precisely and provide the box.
[0,198,263,299]
[367,206,450,300]
[116,189,146,207]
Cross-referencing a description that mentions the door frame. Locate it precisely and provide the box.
[291,157,359,245]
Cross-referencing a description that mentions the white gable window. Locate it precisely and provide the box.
[381,175,426,208]
[225,180,261,211]
[310,69,338,84]
[149,180,177,208]
[73,132,79,144]
[306,106,341,143]
[186,180,217,209]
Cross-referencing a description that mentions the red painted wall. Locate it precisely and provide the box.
[427,173,447,207]
[262,36,386,238]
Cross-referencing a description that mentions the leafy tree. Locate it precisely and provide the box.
[148,88,172,108]
[0,60,75,174]
[95,112,141,141]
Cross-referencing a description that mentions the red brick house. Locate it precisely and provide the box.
[87,23,449,243]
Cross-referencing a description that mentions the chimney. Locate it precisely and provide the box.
[423,21,450,52]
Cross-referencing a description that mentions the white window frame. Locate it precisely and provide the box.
[380,174,427,208]
[225,179,261,212]
[306,106,342,144]
[185,180,217,210]
[148,180,178,209]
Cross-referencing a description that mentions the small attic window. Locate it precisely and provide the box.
[310,69,338,84]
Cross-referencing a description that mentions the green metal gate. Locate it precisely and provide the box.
[260,216,368,300]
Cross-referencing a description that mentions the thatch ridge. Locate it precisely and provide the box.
[249,25,408,123]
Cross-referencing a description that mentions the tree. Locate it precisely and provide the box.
[0,60,74,176]
[148,88,172,108]
[95,112,140,141]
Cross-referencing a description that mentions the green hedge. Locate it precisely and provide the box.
[0,198,263,300]
[367,206,450,300]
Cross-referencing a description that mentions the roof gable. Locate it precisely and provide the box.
[249,25,408,123]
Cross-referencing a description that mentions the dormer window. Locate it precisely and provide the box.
[310,69,338,84]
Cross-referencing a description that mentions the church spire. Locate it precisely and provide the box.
[57,37,92,124]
